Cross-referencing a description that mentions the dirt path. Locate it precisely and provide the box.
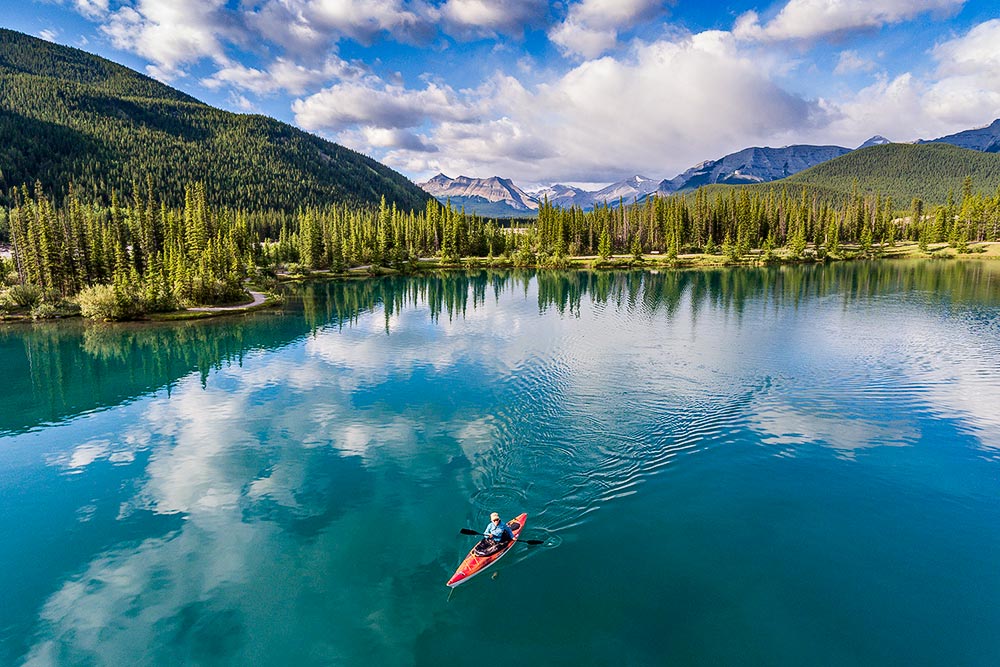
[188,291,268,312]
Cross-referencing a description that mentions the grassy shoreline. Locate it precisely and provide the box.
[277,241,1000,281]
[2,242,996,324]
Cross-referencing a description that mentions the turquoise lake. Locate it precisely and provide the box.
[2,261,1000,666]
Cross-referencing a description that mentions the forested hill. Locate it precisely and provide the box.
[784,142,1000,204]
[0,28,430,211]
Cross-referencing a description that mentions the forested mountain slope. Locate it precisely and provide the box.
[0,29,430,211]
[784,143,1000,204]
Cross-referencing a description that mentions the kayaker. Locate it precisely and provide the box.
[484,512,516,543]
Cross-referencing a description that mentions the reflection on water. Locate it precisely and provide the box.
[5,260,999,438]
[2,260,1000,666]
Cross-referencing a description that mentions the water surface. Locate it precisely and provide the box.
[2,261,1000,666]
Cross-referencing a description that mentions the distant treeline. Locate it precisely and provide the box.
[534,176,999,261]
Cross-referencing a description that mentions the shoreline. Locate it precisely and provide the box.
[275,240,1000,281]
[2,242,997,325]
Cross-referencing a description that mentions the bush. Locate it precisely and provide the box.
[31,302,59,320]
[78,283,143,321]
[7,283,43,308]
[537,252,572,269]
[512,247,536,268]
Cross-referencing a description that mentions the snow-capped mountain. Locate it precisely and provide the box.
[532,183,591,209]
[655,145,851,195]
[858,135,891,149]
[420,174,661,216]
[922,118,1000,153]
[535,175,659,209]
[418,173,539,213]
[417,118,1000,217]
[591,175,659,205]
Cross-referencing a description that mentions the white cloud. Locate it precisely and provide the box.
[816,18,1000,143]
[932,18,1000,76]
[440,0,547,38]
[399,16,1000,183]
[834,50,876,75]
[291,77,483,132]
[228,92,257,112]
[549,19,618,59]
[101,0,235,81]
[382,31,820,182]
[734,0,965,42]
[38,29,59,42]
[203,56,363,96]
[62,0,109,20]
[550,0,668,58]
[245,0,437,55]
[358,127,438,151]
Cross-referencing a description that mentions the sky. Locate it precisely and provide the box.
[3,0,1000,188]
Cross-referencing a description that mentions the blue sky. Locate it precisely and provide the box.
[3,0,999,187]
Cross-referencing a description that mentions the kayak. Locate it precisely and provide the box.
[446,513,527,587]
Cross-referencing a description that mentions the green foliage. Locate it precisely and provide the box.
[597,225,612,259]
[31,301,59,319]
[787,143,1000,205]
[77,284,123,320]
[6,282,42,307]
[630,235,644,260]
[0,29,430,212]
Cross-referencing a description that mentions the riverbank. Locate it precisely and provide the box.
[275,241,1000,282]
[0,290,281,324]
[2,242,995,323]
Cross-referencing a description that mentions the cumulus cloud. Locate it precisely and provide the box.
[734,0,965,42]
[245,0,437,55]
[360,127,438,151]
[550,0,669,58]
[440,0,548,38]
[381,30,820,183]
[816,18,1000,143]
[933,18,1000,76]
[291,77,484,132]
[203,56,364,96]
[101,0,237,80]
[834,50,877,75]
[63,0,109,20]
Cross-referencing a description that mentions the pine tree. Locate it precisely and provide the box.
[597,224,611,260]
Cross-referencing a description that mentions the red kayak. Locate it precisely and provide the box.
[447,513,527,587]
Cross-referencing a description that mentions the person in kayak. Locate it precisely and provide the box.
[484,512,516,544]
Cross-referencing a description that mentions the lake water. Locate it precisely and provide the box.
[2,261,1000,666]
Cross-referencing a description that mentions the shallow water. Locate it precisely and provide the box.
[2,261,1000,666]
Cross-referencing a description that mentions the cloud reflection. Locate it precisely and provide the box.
[19,264,1000,663]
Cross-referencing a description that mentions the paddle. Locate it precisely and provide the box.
[459,528,545,545]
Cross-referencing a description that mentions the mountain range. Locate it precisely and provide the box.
[421,122,1000,216]
[918,118,1000,153]
[418,173,538,216]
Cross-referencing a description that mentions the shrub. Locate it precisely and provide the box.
[512,247,535,267]
[78,283,143,321]
[31,302,59,320]
[7,283,43,308]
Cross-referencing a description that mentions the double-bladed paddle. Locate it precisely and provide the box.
[459,528,545,545]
